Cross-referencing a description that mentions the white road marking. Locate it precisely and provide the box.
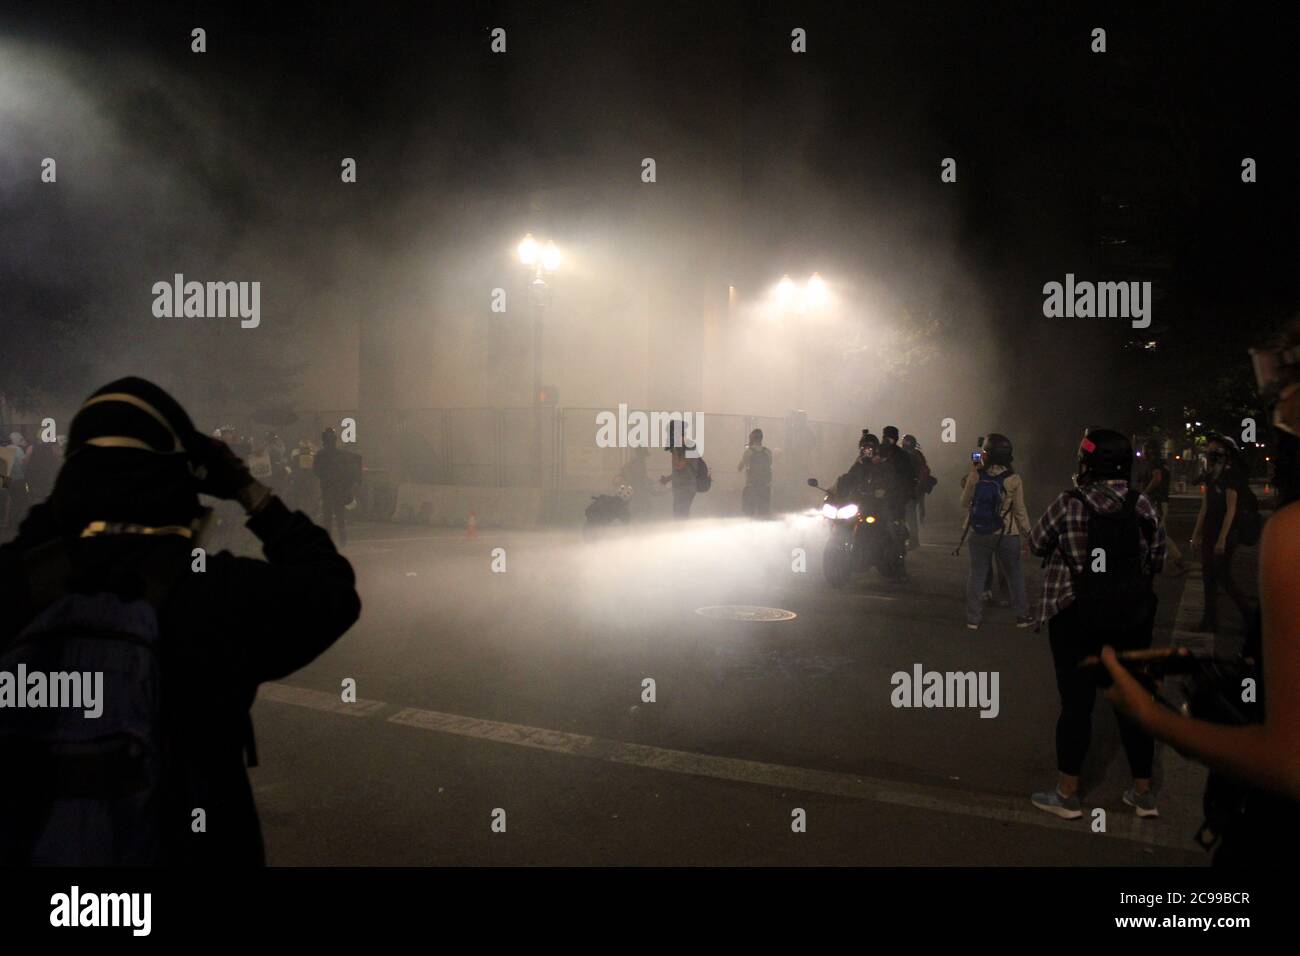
[259,681,1195,850]
[259,682,388,716]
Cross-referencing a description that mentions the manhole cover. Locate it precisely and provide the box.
[694,605,797,622]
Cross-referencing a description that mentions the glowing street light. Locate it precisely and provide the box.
[541,240,561,273]
[776,274,797,307]
[771,273,829,313]
[806,272,828,308]
[769,271,832,411]
[517,233,538,267]
[516,234,563,439]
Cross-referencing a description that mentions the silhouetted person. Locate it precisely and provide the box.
[0,377,361,864]
[738,428,772,516]
[23,438,59,505]
[4,431,31,530]
[314,428,359,545]
[1191,435,1254,632]
[658,420,706,519]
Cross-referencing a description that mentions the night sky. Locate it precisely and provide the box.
[4,1,1298,462]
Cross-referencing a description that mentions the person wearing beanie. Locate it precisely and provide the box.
[1026,427,1166,822]
[0,377,361,865]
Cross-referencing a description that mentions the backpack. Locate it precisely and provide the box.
[0,539,184,865]
[747,447,772,486]
[968,470,1010,535]
[694,455,712,492]
[912,451,936,495]
[1234,482,1262,547]
[1066,488,1155,633]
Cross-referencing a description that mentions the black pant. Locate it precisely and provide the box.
[672,488,695,519]
[1048,599,1156,779]
[1200,534,1251,628]
[3,480,28,530]
[321,495,348,544]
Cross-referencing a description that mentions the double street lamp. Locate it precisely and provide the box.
[775,272,828,314]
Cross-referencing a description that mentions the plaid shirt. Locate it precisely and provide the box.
[1028,481,1166,626]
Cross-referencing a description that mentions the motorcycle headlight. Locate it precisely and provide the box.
[836,503,859,519]
[821,503,838,519]
[864,514,876,524]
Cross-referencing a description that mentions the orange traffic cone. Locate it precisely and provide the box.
[465,511,479,540]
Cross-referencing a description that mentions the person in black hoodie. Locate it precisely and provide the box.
[0,377,361,865]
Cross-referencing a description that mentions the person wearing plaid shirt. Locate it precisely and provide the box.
[1030,477,1167,627]
[1027,429,1167,821]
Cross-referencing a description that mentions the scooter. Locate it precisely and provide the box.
[807,477,906,586]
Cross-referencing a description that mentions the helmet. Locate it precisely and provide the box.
[982,433,1013,467]
[882,425,900,443]
[1077,428,1132,482]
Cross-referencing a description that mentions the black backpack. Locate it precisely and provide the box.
[694,455,712,492]
[0,538,185,865]
[1066,489,1156,634]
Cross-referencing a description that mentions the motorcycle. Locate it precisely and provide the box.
[583,482,634,539]
[807,477,906,586]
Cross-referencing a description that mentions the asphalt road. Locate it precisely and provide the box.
[239,495,1262,866]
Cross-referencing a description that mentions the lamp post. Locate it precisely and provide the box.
[518,234,560,490]
[773,272,828,411]
[518,234,560,404]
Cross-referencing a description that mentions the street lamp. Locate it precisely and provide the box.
[776,274,797,308]
[517,234,538,266]
[518,233,561,404]
[519,234,561,491]
[805,272,828,308]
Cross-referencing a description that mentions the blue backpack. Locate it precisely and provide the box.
[968,469,1011,535]
[0,539,182,865]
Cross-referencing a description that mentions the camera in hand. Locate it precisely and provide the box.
[1078,648,1259,725]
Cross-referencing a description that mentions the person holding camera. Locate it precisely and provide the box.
[1027,429,1165,820]
[737,428,773,517]
[0,377,361,865]
[959,434,1032,630]
[1104,325,1300,865]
